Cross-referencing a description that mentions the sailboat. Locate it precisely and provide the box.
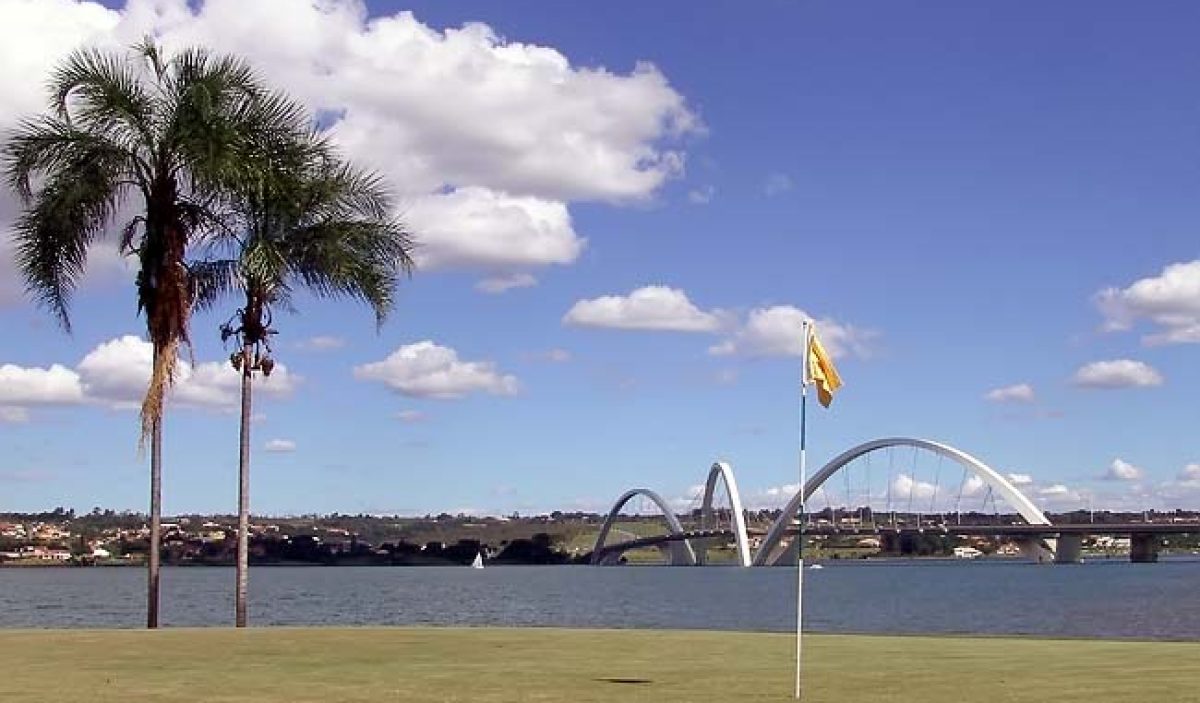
[471,552,484,569]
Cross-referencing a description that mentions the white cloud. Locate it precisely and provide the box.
[0,335,297,419]
[764,172,793,196]
[563,285,721,332]
[407,188,584,271]
[296,336,345,351]
[475,272,538,295]
[1181,463,1200,482]
[960,475,986,497]
[687,185,715,204]
[1071,360,1163,389]
[1096,260,1200,345]
[0,1,699,286]
[0,363,86,405]
[892,474,937,500]
[985,383,1035,403]
[710,306,874,358]
[354,340,519,399]
[76,336,297,410]
[1103,458,1143,482]
[395,409,426,423]
[1036,483,1084,506]
[1006,473,1034,487]
[264,438,296,453]
[742,483,801,510]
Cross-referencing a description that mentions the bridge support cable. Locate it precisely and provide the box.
[885,447,895,528]
[953,466,968,525]
[591,488,698,566]
[864,452,874,529]
[843,457,853,527]
[594,440,1057,567]
[751,438,1053,566]
[905,446,918,522]
[929,454,944,525]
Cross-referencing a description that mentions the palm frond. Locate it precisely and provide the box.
[284,216,415,326]
[188,258,240,313]
[49,46,156,152]
[11,155,126,329]
[3,117,140,201]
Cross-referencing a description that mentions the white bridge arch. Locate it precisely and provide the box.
[591,488,697,565]
[753,437,1051,565]
[698,462,752,567]
[592,438,1052,567]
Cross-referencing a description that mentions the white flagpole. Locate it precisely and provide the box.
[795,319,810,700]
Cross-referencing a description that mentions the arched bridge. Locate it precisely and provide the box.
[592,437,1068,566]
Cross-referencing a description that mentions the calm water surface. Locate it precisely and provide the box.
[1,558,1197,638]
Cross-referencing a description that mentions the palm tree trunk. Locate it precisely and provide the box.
[235,343,253,627]
[147,413,162,629]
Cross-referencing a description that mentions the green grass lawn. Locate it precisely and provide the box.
[0,627,1196,702]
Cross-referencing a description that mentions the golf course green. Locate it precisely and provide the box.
[0,627,1195,702]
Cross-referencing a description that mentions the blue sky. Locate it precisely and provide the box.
[1,0,1198,516]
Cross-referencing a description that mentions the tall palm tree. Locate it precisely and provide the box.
[3,41,297,628]
[197,122,414,627]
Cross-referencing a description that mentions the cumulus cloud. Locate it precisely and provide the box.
[407,188,584,270]
[1103,458,1143,482]
[1096,260,1200,345]
[76,336,297,409]
[710,306,875,358]
[985,383,1035,403]
[264,439,296,453]
[354,340,519,399]
[1006,473,1034,487]
[745,483,800,509]
[1036,484,1082,505]
[1181,463,1200,482]
[892,474,937,501]
[0,335,297,419]
[960,475,987,497]
[475,272,538,295]
[563,286,721,332]
[1071,360,1163,389]
[0,363,86,405]
[0,0,699,287]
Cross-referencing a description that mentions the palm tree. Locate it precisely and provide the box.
[196,122,414,627]
[3,41,298,628]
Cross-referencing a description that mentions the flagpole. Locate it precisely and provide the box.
[795,319,810,700]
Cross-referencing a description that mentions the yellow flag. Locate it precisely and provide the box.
[806,326,843,408]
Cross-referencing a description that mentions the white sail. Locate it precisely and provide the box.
[471,552,484,569]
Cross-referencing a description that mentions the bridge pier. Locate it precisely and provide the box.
[1130,533,1160,563]
[1053,534,1082,564]
[1018,538,1055,564]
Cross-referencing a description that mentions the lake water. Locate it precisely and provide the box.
[1,558,1198,639]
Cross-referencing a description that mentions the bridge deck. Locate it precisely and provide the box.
[594,523,1200,558]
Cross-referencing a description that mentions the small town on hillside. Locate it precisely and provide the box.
[4,507,1199,567]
